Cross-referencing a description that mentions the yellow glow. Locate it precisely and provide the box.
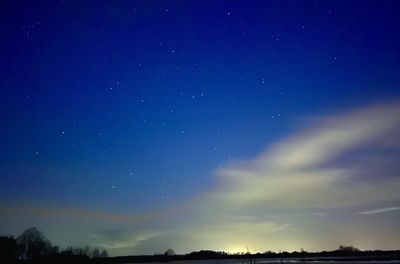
[225,245,249,254]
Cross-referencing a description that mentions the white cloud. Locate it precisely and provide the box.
[210,103,400,210]
[357,207,400,215]
[166,102,400,253]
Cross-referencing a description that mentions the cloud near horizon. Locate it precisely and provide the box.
[2,102,400,254]
[75,102,400,253]
[209,103,400,210]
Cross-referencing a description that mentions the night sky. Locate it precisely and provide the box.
[1,0,400,256]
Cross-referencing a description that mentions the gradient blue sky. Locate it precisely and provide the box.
[1,0,400,256]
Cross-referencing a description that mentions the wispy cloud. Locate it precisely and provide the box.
[357,207,400,215]
[0,206,164,223]
[2,102,400,254]
[90,229,162,249]
[172,102,400,252]
[209,103,400,210]
[0,198,193,223]
[313,212,327,216]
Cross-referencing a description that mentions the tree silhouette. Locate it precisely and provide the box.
[83,245,90,256]
[338,245,360,252]
[92,247,100,258]
[164,248,175,256]
[17,227,52,260]
[100,249,108,257]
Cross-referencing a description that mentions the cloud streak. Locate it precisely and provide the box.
[357,207,400,215]
[210,103,400,210]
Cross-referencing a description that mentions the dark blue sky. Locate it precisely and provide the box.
[1,0,400,255]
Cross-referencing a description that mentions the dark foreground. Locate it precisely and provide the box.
[7,250,400,264]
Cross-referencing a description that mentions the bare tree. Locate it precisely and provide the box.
[92,247,100,258]
[100,249,108,257]
[83,245,90,256]
[17,227,52,259]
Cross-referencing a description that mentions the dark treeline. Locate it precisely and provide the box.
[1,227,400,264]
[0,227,107,264]
[99,249,400,264]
